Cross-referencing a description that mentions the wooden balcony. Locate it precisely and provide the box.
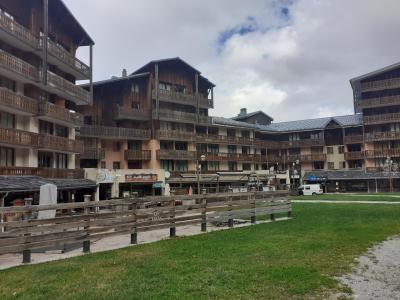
[46,71,90,105]
[38,102,83,127]
[202,152,260,162]
[0,87,38,116]
[281,139,325,148]
[153,89,213,108]
[364,149,400,159]
[38,135,83,153]
[0,127,38,148]
[365,167,384,172]
[112,105,151,121]
[156,130,196,141]
[356,95,400,109]
[0,50,39,82]
[363,112,400,125]
[156,150,197,160]
[256,140,282,149]
[124,150,151,161]
[361,77,400,92]
[80,148,105,160]
[267,154,326,163]
[365,131,400,142]
[0,166,84,179]
[0,10,39,50]
[79,125,151,140]
[197,134,254,145]
[344,151,364,160]
[343,135,363,144]
[155,109,211,124]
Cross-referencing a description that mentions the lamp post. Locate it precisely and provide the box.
[385,156,394,193]
[291,159,300,190]
[197,154,206,194]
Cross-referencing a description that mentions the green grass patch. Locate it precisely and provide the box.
[292,193,400,201]
[1,203,400,299]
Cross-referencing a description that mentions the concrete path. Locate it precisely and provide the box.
[292,200,400,204]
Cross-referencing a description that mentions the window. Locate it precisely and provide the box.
[340,161,346,169]
[174,84,186,94]
[242,146,250,155]
[0,75,15,92]
[113,142,121,152]
[55,153,68,169]
[175,161,188,172]
[160,141,173,150]
[131,83,139,93]
[227,129,236,137]
[338,146,344,154]
[38,152,52,168]
[84,116,93,125]
[327,147,334,154]
[228,161,237,171]
[208,161,219,171]
[100,161,106,169]
[161,160,174,171]
[55,125,68,138]
[159,82,171,91]
[328,162,335,170]
[113,162,120,169]
[39,120,53,135]
[128,141,141,150]
[208,144,219,154]
[228,145,237,154]
[175,142,188,151]
[0,147,14,166]
[197,143,207,153]
[0,111,15,128]
[242,131,250,138]
[313,161,324,170]
[131,102,140,110]
[243,163,251,171]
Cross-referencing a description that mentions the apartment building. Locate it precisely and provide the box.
[0,0,96,203]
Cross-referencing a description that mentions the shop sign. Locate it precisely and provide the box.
[125,174,158,183]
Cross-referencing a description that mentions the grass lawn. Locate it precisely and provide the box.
[1,203,400,299]
[292,193,400,201]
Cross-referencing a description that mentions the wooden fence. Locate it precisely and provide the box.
[0,191,291,264]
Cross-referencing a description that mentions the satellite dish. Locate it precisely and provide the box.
[165,171,171,179]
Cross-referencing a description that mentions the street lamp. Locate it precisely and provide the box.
[385,156,394,192]
[291,159,300,190]
[197,154,206,194]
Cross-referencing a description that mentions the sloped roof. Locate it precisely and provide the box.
[80,72,150,89]
[350,61,400,85]
[211,116,258,129]
[232,110,274,122]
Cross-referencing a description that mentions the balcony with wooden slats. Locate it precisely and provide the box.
[344,151,364,160]
[365,131,400,142]
[124,150,151,161]
[112,105,151,121]
[267,154,326,163]
[153,89,213,108]
[256,140,282,149]
[156,130,196,141]
[196,134,255,145]
[202,152,260,162]
[156,149,197,160]
[281,138,325,148]
[80,148,105,160]
[363,112,400,125]
[361,77,400,92]
[0,87,38,116]
[0,166,84,179]
[0,50,39,83]
[0,127,38,148]
[79,125,151,140]
[364,149,400,159]
[38,102,83,127]
[365,167,384,172]
[38,135,83,153]
[343,135,363,144]
[155,109,211,124]
[356,95,400,109]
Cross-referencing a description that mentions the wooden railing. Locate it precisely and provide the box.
[365,167,384,172]
[356,95,400,109]
[365,131,400,142]
[0,10,39,48]
[157,149,197,160]
[256,140,282,149]
[81,148,105,160]
[0,166,84,178]
[79,125,151,140]
[124,150,151,161]
[46,71,90,105]
[112,105,151,121]
[153,89,213,108]
[344,151,364,160]
[45,38,90,78]
[364,149,400,158]
[38,135,83,153]
[363,112,400,125]
[0,127,38,147]
[203,152,262,162]
[156,130,196,141]
[0,191,291,262]
[156,110,211,124]
[197,134,255,145]
[38,102,83,127]
[281,139,325,148]
[343,135,363,144]
[0,50,39,81]
[0,87,38,115]
[267,154,326,163]
[361,77,400,92]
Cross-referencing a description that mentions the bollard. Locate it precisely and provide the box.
[130,232,137,244]
[250,188,256,224]
[228,195,233,228]
[270,213,276,221]
[287,211,292,218]
[201,189,207,232]
[169,195,176,238]
[22,249,31,264]
[83,240,90,253]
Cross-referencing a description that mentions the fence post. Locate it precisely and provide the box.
[228,195,234,228]
[270,195,276,222]
[83,194,91,253]
[169,193,176,238]
[131,198,138,245]
[201,189,207,232]
[250,188,256,224]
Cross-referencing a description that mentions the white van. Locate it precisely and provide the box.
[298,184,324,196]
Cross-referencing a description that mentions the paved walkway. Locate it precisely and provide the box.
[293,200,400,204]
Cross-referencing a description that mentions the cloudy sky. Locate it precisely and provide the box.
[66,0,400,122]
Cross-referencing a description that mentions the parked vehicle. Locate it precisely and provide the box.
[297,184,324,196]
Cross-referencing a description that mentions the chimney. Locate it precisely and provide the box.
[122,69,127,77]
[239,108,247,116]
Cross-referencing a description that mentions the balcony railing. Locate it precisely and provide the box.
[361,77,400,92]
[202,152,261,162]
[156,150,197,160]
[0,50,39,82]
[343,135,363,144]
[344,151,364,160]
[281,139,325,148]
[0,87,38,115]
[365,167,385,172]
[38,135,83,153]
[153,89,213,108]
[256,140,282,149]
[46,71,90,105]
[45,38,90,79]
[155,109,211,124]
[267,154,326,163]
[79,125,151,140]
[0,11,39,49]
[38,102,83,127]
[112,105,151,121]
[364,149,400,159]
[124,150,151,161]
[157,130,196,141]
[197,134,255,145]
[0,166,84,179]
[363,112,400,125]
[356,95,400,109]
[365,131,400,142]
[0,127,38,148]
[81,148,105,160]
